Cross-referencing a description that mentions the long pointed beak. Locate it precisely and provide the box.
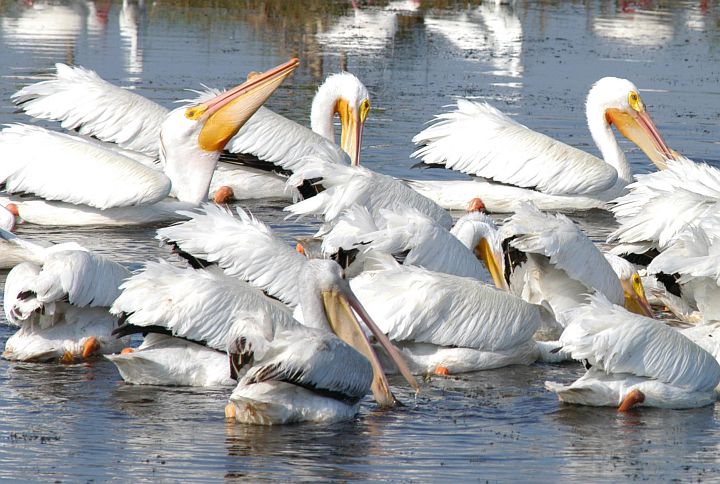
[322,289,419,408]
[476,238,509,291]
[605,107,679,170]
[197,58,299,151]
[337,99,365,166]
[621,277,654,319]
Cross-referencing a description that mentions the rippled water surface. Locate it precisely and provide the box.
[1,0,720,480]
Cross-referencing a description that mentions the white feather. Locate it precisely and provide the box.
[111,261,294,351]
[0,124,171,209]
[412,99,618,195]
[156,204,307,307]
[501,203,623,304]
[560,294,720,392]
[610,157,720,254]
[12,63,168,156]
[286,155,452,229]
[350,265,540,351]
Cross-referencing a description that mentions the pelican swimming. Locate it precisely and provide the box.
[498,203,653,338]
[285,148,453,232]
[0,59,298,225]
[609,156,720,258]
[408,77,677,212]
[348,258,550,375]
[646,226,720,324]
[108,248,418,424]
[106,261,295,387]
[545,294,720,410]
[319,199,505,285]
[2,248,130,362]
[159,203,550,376]
[12,63,370,200]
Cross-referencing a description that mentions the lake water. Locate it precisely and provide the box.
[1,0,719,480]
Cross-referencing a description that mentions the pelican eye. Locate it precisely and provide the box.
[632,274,641,285]
[359,99,371,122]
[628,91,643,112]
[185,105,207,120]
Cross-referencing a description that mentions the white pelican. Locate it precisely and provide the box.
[158,204,566,375]
[609,156,720,257]
[0,59,298,226]
[545,294,720,410]
[348,259,548,375]
[499,203,653,338]
[285,149,453,231]
[12,63,370,198]
[107,257,418,424]
[647,226,720,324]
[408,77,677,211]
[319,201,505,286]
[3,249,130,362]
[156,204,308,308]
[107,261,295,387]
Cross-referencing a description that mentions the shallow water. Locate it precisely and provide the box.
[1,0,720,480]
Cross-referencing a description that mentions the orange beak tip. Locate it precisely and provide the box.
[81,336,100,359]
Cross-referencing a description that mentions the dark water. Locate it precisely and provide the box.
[1,0,720,480]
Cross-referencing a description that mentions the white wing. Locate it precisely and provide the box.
[112,261,295,351]
[560,294,720,392]
[12,63,169,156]
[359,207,487,279]
[3,249,127,328]
[0,125,171,209]
[235,328,372,403]
[31,250,130,307]
[286,154,452,229]
[609,157,720,253]
[226,106,347,173]
[648,227,720,284]
[501,203,623,303]
[647,227,720,322]
[3,262,43,326]
[156,204,307,307]
[350,265,540,351]
[320,204,379,254]
[412,100,618,195]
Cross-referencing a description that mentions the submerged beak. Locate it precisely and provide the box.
[475,238,509,291]
[195,58,300,152]
[322,289,419,408]
[605,106,679,170]
[621,276,654,319]
[336,98,367,166]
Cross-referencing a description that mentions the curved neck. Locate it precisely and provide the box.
[310,93,337,143]
[587,107,633,185]
[161,139,219,205]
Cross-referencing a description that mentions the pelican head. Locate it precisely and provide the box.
[586,77,677,169]
[161,58,299,204]
[299,259,418,407]
[311,72,370,166]
[603,253,654,318]
[451,205,508,290]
